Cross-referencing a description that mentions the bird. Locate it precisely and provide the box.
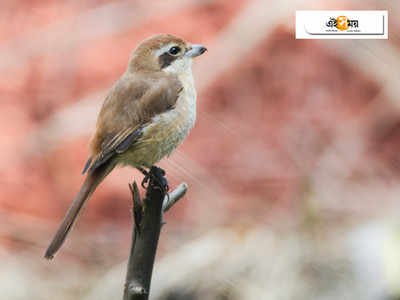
[44,34,207,259]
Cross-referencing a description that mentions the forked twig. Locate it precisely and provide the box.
[123,167,187,300]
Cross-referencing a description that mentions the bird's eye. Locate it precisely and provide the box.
[169,46,181,55]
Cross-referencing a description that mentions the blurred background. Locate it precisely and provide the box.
[1,0,400,299]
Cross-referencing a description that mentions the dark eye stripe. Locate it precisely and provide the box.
[158,52,178,69]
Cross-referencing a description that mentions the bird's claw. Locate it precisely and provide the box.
[149,166,169,194]
[141,172,150,189]
[138,166,169,195]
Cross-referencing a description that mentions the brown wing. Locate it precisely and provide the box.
[83,73,183,174]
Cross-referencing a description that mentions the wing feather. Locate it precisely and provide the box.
[83,73,183,173]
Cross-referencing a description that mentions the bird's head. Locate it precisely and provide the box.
[128,34,207,75]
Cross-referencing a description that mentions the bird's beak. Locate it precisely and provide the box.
[185,44,207,57]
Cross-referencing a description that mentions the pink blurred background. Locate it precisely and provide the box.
[1,1,400,299]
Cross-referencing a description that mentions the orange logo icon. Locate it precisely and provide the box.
[336,16,348,31]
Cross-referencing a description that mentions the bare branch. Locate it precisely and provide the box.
[123,168,187,300]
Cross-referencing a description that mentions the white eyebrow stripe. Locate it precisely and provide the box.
[154,42,177,56]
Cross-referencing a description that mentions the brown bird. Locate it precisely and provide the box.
[44,34,206,259]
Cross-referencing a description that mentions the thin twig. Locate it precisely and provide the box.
[162,183,188,213]
[123,167,187,300]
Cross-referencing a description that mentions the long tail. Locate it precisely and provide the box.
[44,162,115,259]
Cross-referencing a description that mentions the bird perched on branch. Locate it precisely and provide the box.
[45,34,206,259]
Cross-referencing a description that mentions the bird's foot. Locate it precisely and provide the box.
[137,166,169,195]
[137,167,150,188]
[149,166,169,194]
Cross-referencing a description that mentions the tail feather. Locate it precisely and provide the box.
[44,162,115,259]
